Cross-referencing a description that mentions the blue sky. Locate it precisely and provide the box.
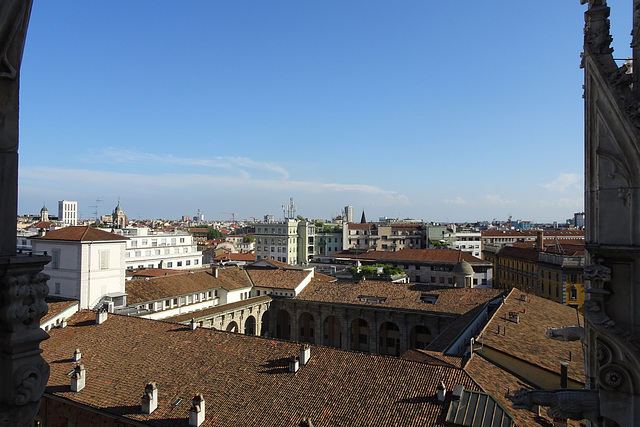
[16,2,633,223]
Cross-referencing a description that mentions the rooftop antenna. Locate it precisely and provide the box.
[89,198,103,223]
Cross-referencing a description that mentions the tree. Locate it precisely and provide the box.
[206,226,222,240]
[243,235,255,243]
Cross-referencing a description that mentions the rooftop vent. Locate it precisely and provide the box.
[508,312,520,324]
[141,382,158,414]
[188,394,205,427]
[357,295,386,304]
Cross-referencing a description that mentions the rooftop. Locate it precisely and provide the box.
[331,249,489,265]
[125,267,251,305]
[35,226,128,242]
[43,310,487,426]
[295,281,504,315]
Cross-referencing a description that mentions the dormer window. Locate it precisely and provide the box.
[358,295,386,304]
[419,293,439,304]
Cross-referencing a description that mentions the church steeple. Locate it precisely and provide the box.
[360,210,367,224]
[40,203,49,222]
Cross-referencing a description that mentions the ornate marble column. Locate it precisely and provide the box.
[0,1,51,426]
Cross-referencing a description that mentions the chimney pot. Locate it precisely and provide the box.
[70,365,86,392]
[189,394,205,427]
[73,348,81,363]
[190,318,198,331]
[141,382,158,414]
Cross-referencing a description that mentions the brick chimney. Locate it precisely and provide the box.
[73,348,81,363]
[141,382,158,414]
[299,344,311,366]
[96,306,108,324]
[535,230,544,250]
[70,365,86,392]
[189,394,205,427]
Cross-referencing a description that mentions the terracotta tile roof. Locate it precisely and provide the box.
[401,349,464,368]
[129,268,184,279]
[126,267,252,304]
[31,221,55,229]
[464,355,582,427]
[214,252,255,262]
[35,226,128,242]
[43,310,483,426]
[187,228,209,233]
[246,269,311,290]
[295,281,504,315]
[165,295,273,323]
[247,258,293,269]
[480,289,585,384]
[41,298,79,324]
[347,223,374,230]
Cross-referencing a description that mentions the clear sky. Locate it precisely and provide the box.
[16,2,633,223]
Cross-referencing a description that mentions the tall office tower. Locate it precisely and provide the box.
[58,200,78,226]
[344,205,354,223]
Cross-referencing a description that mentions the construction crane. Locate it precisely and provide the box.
[250,217,257,223]
[220,212,236,228]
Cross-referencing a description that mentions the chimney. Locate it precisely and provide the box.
[560,362,569,388]
[535,230,544,250]
[299,344,311,366]
[452,385,464,400]
[70,365,86,392]
[73,348,81,363]
[211,266,219,278]
[96,306,108,324]
[188,394,205,427]
[60,318,67,328]
[436,381,447,403]
[289,356,300,373]
[190,318,198,331]
[141,382,158,414]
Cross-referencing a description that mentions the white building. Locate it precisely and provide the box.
[450,231,482,258]
[32,226,128,309]
[254,220,300,264]
[58,200,78,226]
[344,205,354,223]
[112,227,203,270]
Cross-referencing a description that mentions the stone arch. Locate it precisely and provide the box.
[409,325,432,350]
[275,309,291,340]
[350,318,369,352]
[226,321,239,333]
[244,315,256,335]
[379,321,400,356]
[260,311,270,337]
[323,315,342,348]
[298,312,315,344]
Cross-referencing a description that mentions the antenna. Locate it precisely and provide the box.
[89,198,103,223]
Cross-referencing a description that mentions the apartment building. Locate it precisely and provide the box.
[113,227,202,270]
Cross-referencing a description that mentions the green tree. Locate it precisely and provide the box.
[206,226,223,240]
[243,235,255,243]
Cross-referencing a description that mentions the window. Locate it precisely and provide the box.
[180,238,185,243]
[177,261,182,267]
[357,295,386,303]
[145,250,151,256]
[99,251,110,269]
[194,260,199,265]
[569,287,578,301]
[419,293,439,304]
[167,262,173,268]
[186,260,191,266]
[155,250,160,255]
[135,251,141,257]
[142,239,148,246]
[51,249,61,269]
[54,282,61,295]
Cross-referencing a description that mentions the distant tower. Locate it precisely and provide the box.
[58,200,78,226]
[40,204,49,222]
[112,199,127,229]
[344,206,354,223]
[360,210,367,224]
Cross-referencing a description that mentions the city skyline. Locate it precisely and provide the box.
[17,2,632,222]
